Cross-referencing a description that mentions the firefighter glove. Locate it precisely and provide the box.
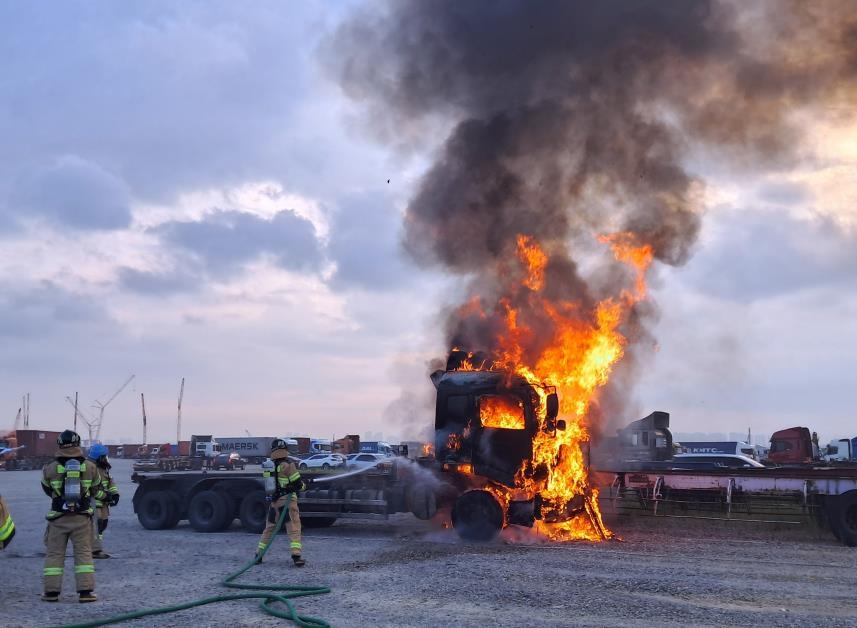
[109,494,120,507]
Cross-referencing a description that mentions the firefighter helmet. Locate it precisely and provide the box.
[270,438,288,453]
[87,443,109,461]
[57,430,82,449]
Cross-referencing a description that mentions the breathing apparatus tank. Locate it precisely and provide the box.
[262,459,276,496]
[63,459,82,510]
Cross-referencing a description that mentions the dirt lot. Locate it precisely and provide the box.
[2,459,856,628]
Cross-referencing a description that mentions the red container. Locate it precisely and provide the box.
[14,429,62,457]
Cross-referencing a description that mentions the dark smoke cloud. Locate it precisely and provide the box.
[325,0,857,409]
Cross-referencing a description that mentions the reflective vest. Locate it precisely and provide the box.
[41,460,103,519]
[0,495,14,549]
[94,467,119,508]
[274,461,303,498]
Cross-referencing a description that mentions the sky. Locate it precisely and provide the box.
[1,1,856,448]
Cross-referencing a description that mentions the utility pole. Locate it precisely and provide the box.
[176,377,185,445]
[141,393,147,447]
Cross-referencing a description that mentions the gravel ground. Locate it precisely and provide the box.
[2,459,856,628]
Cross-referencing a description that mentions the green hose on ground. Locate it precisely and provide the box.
[51,502,331,628]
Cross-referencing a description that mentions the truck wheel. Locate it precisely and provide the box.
[188,490,230,533]
[137,490,177,530]
[239,491,268,533]
[163,492,182,528]
[452,489,504,542]
[409,484,437,520]
[835,491,857,546]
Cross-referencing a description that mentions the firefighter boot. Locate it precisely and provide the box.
[41,592,60,602]
[92,550,111,559]
[79,590,98,603]
[292,555,306,567]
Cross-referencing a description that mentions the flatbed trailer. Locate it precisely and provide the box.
[131,459,440,533]
[601,466,857,546]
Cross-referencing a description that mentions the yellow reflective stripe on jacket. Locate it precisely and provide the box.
[288,472,301,482]
[0,514,14,541]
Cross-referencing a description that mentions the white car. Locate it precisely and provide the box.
[345,453,389,470]
[297,453,345,470]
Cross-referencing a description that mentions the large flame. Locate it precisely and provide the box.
[456,233,652,541]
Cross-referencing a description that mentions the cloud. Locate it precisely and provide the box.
[9,155,132,230]
[326,192,411,291]
[153,209,323,278]
[0,280,113,340]
[679,207,857,302]
[117,266,201,295]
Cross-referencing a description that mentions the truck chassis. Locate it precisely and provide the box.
[132,460,439,534]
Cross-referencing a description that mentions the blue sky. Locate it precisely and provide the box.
[2,2,856,447]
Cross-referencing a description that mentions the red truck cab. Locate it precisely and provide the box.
[766,427,819,465]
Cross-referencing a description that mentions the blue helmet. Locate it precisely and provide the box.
[88,443,109,461]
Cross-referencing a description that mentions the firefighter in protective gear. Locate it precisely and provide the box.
[255,438,306,566]
[0,493,14,550]
[87,443,119,559]
[40,430,105,603]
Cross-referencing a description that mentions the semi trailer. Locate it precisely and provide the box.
[596,412,857,546]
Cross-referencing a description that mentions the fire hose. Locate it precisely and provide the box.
[49,504,331,628]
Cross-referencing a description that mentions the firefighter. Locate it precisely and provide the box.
[40,430,105,603]
[0,493,14,550]
[255,438,306,566]
[87,443,119,559]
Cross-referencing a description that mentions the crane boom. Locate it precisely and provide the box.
[92,374,135,442]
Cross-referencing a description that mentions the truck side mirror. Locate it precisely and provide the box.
[555,419,566,431]
[545,393,559,420]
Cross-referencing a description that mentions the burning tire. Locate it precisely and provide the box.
[137,490,178,530]
[239,491,268,533]
[452,489,504,542]
[188,490,230,533]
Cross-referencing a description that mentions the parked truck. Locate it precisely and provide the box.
[133,436,217,472]
[677,441,756,459]
[823,437,857,463]
[358,441,395,456]
[0,429,62,470]
[215,436,276,464]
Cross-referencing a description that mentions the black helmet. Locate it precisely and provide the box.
[58,430,82,448]
[271,438,288,453]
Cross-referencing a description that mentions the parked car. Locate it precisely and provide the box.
[672,453,765,469]
[345,453,389,470]
[297,453,345,470]
[211,452,246,470]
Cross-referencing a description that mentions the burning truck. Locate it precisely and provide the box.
[431,349,610,542]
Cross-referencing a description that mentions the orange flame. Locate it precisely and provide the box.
[477,232,652,541]
[479,395,526,430]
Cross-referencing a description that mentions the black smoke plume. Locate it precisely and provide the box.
[325,0,857,421]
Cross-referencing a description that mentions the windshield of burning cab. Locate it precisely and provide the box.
[478,394,526,429]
